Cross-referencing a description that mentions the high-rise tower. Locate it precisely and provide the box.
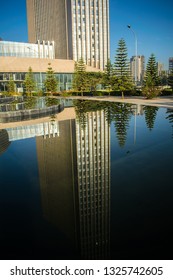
[26,0,110,70]
[130,55,145,85]
[169,57,173,73]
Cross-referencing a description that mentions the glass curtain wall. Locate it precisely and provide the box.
[0,41,55,59]
[0,73,73,92]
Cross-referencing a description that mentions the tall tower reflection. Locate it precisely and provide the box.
[36,119,79,252]
[36,110,110,259]
[76,110,110,259]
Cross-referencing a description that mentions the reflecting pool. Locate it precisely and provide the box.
[0,100,173,260]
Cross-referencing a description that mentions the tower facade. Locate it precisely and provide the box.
[26,0,110,70]
[169,57,173,73]
[130,55,145,85]
[76,110,110,259]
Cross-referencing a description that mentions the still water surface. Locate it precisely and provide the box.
[0,100,173,260]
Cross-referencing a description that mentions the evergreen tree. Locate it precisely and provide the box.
[114,38,134,98]
[166,109,173,138]
[102,59,114,95]
[74,99,105,128]
[168,69,173,90]
[7,74,16,95]
[72,58,88,95]
[44,63,58,95]
[24,67,36,96]
[103,102,116,125]
[24,97,37,109]
[74,100,88,129]
[143,54,161,99]
[86,72,102,93]
[144,54,160,85]
[113,103,132,147]
[143,106,158,131]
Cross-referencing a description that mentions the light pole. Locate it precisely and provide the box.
[27,47,42,89]
[127,25,138,84]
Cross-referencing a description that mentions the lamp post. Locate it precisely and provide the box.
[27,47,42,89]
[127,25,138,85]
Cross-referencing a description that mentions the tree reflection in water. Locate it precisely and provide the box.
[143,106,158,131]
[74,100,133,147]
[166,108,173,138]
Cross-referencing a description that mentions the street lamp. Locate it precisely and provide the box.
[127,25,138,84]
[27,46,42,89]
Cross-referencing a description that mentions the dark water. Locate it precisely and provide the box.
[0,101,173,260]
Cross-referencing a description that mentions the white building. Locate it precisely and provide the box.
[27,0,110,70]
[157,62,164,76]
[130,55,145,85]
[0,40,55,59]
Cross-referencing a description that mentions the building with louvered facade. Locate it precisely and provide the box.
[26,0,110,70]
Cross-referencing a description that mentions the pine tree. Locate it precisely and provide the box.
[103,102,116,125]
[24,67,36,96]
[24,97,37,109]
[143,54,161,99]
[74,100,88,129]
[114,38,133,98]
[86,72,102,93]
[7,74,16,95]
[166,109,173,138]
[144,54,160,85]
[113,103,132,147]
[143,106,158,130]
[102,59,114,95]
[72,58,88,95]
[44,63,58,95]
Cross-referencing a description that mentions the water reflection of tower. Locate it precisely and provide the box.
[36,119,79,252]
[36,109,111,259]
[76,110,110,259]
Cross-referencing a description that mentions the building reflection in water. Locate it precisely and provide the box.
[36,110,111,259]
[76,111,110,259]
[7,121,60,141]
[0,129,11,155]
[36,119,79,254]
[1,103,162,259]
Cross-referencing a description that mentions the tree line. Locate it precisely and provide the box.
[73,39,173,99]
[4,38,173,98]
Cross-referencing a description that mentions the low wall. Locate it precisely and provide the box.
[0,104,64,123]
[0,96,15,104]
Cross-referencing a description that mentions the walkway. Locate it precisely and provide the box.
[69,95,173,109]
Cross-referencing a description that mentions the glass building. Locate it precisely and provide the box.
[0,71,73,93]
[0,39,99,93]
[0,40,55,59]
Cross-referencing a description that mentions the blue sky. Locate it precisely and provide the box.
[0,0,172,69]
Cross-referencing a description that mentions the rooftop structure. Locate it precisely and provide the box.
[0,40,55,59]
